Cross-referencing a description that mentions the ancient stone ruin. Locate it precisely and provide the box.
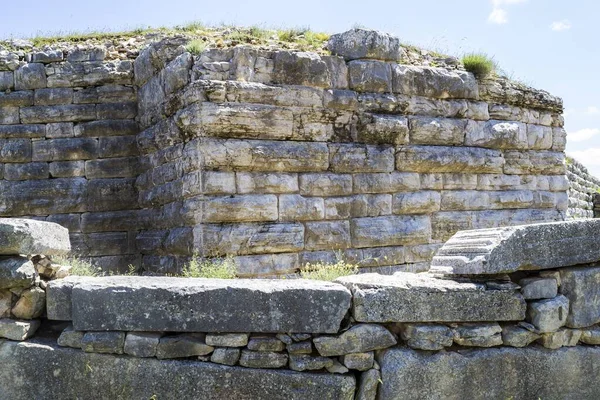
[1,27,600,399]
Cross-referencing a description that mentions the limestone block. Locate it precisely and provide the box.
[350,215,431,248]
[210,348,241,365]
[74,119,138,138]
[358,114,409,145]
[201,138,329,172]
[560,266,600,328]
[526,295,569,333]
[161,52,192,95]
[538,328,581,349]
[224,81,323,108]
[247,336,285,352]
[400,323,453,350]
[299,173,352,196]
[0,219,70,256]
[86,178,137,212]
[0,106,19,124]
[0,319,39,341]
[239,350,288,369]
[396,145,504,173]
[0,124,44,138]
[287,340,312,354]
[201,195,278,223]
[0,138,31,163]
[353,172,420,193]
[288,354,333,371]
[4,163,49,181]
[313,324,396,357]
[465,120,528,149]
[552,127,567,151]
[124,332,162,358]
[580,326,600,345]
[46,122,74,139]
[20,104,96,123]
[85,157,139,179]
[71,276,351,333]
[526,124,553,150]
[503,150,565,175]
[519,277,558,300]
[98,136,138,158]
[305,221,351,250]
[57,325,85,348]
[33,88,72,106]
[341,352,374,371]
[12,287,45,319]
[327,29,404,61]
[272,51,330,88]
[31,49,63,63]
[234,253,299,277]
[67,47,106,62]
[279,195,324,221]
[81,331,126,354]
[392,65,478,100]
[409,116,466,145]
[329,143,394,173]
[14,63,47,90]
[501,325,539,347]
[337,273,526,323]
[392,191,440,214]
[356,368,380,400]
[453,323,503,347]
[156,334,213,359]
[324,89,358,110]
[205,333,249,347]
[431,219,600,275]
[0,71,13,91]
[237,172,297,194]
[348,60,392,93]
[96,102,136,119]
[0,340,356,399]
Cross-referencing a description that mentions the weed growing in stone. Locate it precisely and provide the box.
[462,53,496,79]
[53,255,102,277]
[182,256,237,279]
[300,260,358,281]
[185,39,206,55]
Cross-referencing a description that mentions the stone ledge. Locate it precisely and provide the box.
[0,218,70,256]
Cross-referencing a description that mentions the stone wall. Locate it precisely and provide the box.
[0,46,140,271]
[566,157,600,219]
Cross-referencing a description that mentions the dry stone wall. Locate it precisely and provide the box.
[0,46,141,272]
[566,157,600,218]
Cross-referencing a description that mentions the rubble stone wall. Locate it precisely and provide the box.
[566,157,600,219]
[0,47,140,272]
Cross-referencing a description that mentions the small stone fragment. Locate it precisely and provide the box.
[276,333,293,345]
[341,352,374,371]
[239,350,288,369]
[210,348,241,366]
[580,326,600,345]
[519,277,558,300]
[453,323,503,347]
[124,332,162,358]
[12,287,46,319]
[81,331,126,354]
[501,325,540,347]
[0,257,36,290]
[313,324,396,357]
[400,323,453,350]
[356,368,381,400]
[0,318,40,341]
[57,325,84,348]
[156,334,214,359]
[327,359,349,374]
[289,354,333,371]
[205,333,249,347]
[247,336,285,352]
[287,340,312,354]
[526,295,569,333]
[538,328,581,349]
[290,333,312,342]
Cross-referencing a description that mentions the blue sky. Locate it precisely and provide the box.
[2,0,599,175]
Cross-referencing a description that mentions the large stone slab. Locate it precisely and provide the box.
[336,273,525,323]
[0,218,70,255]
[431,219,600,275]
[0,340,356,400]
[46,276,90,321]
[378,346,600,400]
[70,277,351,333]
[560,265,600,328]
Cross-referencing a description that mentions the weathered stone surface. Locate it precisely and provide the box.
[237,172,298,194]
[400,323,453,350]
[20,104,96,123]
[501,324,540,347]
[124,332,162,358]
[392,191,440,214]
[353,172,420,194]
[0,290,10,318]
[14,63,46,90]
[392,65,478,100]
[327,29,403,61]
[538,328,581,349]
[201,195,278,223]
[409,116,466,145]
[313,324,396,357]
[329,143,394,173]
[46,276,90,321]
[580,326,600,345]
[358,114,409,145]
[71,277,351,333]
[431,220,600,275]
[57,325,85,348]
[156,334,214,359]
[305,221,351,250]
[452,323,503,347]
[0,340,356,399]
[337,273,526,323]
[287,340,312,354]
[205,333,249,347]
[396,146,504,173]
[341,352,374,371]
[324,194,391,220]
[465,120,528,149]
[273,51,330,88]
[559,265,600,328]
[356,368,380,400]
[379,346,600,400]
[503,150,565,175]
[81,331,126,354]
[299,173,352,196]
[350,216,431,248]
[0,319,39,341]
[289,354,333,371]
[348,60,392,93]
[239,350,288,369]
[247,336,285,352]
[0,257,36,289]
[526,295,569,333]
[519,277,558,300]
[210,347,241,365]
[12,286,45,319]
[279,195,324,221]
[0,218,70,256]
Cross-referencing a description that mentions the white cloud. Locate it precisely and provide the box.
[551,20,572,31]
[569,128,600,142]
[488,0,527,25]
[586,106,600,115]
[568,148,600,167]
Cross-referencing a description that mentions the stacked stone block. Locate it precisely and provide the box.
[566,157,600,218]
[0,45,141,272]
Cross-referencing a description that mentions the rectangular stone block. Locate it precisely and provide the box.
[202,139,329,172]
[392,65,478,99]
[0,91,35,107]
[70,276,351,333]
[337,273,526,323]
[0,71,13,91]
[20,104,96,123]
[348,60,392,93]
[409,116,466,145]
[305,221,351,250]
[237,172,298,194]
[33,88,73,105]
[279,195,324,221]
[329,143,394,173]
[353,172,420,194]
[4,163,49,181]
[503,151,565,175]
[358,114,409,145]
[0,139,32,162]
[465,120,528,149]
[49,161,85,177]
[202,171,236,194]
[299,173,352,196]
[201,195,278,223]
[85,157,139,179]
[32,138,98,161]
[0,107,19,125]
[0,178,87,216]
[350,215,431,248]
[272,51,330,88]
[74,119,138,138]
[97,136,138,158]
[234,253,300,277]
[46,122,74,138]
[14,63,47,90]
[560,266,600,328]
[86,178,138,212]
[0,125,45,139]
[396,146,504,173]
[96,102,137,119]
[392,191,440,214]
[325,194,391,219]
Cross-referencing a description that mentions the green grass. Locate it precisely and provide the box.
[462,52,496,79]
[300,259,358,281]
[181,255,237,279]
[185,39,206,55]
[52,255,102,277]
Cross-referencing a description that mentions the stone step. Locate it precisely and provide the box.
[431,219,600,275]
[0,218,70,256]
[336,273,526,323]
[48,276,351,333]
[0,340,356,400]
